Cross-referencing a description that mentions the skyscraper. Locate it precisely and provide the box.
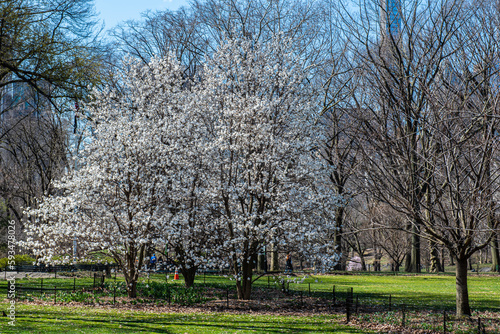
[381,0,401,39]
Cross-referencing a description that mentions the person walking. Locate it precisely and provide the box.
[150,254,157,270]
[285,253,293,274]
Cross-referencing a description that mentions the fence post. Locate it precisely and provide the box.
[41,278,43,294]
[93,273,96,289]
[478,317,482,334]
[54,267,57,279]
[268,276,270,288]
[346,293,351,323]
[332,285,336,305]
[401,303,405,327]
[389,294,392,312]
[226,288,229,308]
[73,277,76,293]
[300,291,303,307]
[113,286,116,305]
[308,283,311,296]
[443,310,446,333]
[54,286,56,304]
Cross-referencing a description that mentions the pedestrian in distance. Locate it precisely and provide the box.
[150,254,157,270]
[285,253,293,274]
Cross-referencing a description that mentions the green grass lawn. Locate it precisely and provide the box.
[2,272,500,311]
[1,272,499,333]
[268,273,500,311]
[0,302,368,333]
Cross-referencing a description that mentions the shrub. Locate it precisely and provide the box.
[0,254,35,269]
[138,282,211,305]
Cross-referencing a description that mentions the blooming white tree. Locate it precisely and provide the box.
[22,56,190,297]
[23,37,341,300]
[188,37,340,299]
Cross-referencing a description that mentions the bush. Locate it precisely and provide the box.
[138,282,211,305]
[56,291,95,304]
[0,254,35,269]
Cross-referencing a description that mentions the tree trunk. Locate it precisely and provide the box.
[123,263,138,298]
[404,221,413,272]
[105,265,111,278]
[180,266,197,288]
[127,280,138,298]
[333,206,344,270]
[490,234,499,272]
[258,253,266,272]
[485,142,499,272]
[455,257,471,317]
[270,244,279,271]
[373,252,381,271]
[441,247,445,271]
[354,235,366,270]
[404,250,411,272]
[236,257,253,300]
[430,243,442,273]
[360,253,367,271]
[123,244,144,298]
[407,223,421,273]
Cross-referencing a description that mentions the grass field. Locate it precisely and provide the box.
[1,272,499,333]
[0,302,367,333]
[278,273,500,311]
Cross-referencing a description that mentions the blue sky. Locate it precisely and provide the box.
[94,0,189,30]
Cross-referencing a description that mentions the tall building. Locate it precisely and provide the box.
[380,0,402,39]
[0,74,46,122]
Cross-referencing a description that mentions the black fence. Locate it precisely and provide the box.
[4,273,105,296]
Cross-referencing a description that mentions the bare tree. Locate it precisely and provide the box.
[111,7,208,78]
[338,0,500,316]
[341,197,374,271]
[370,202,409,272]
[419,0,500,315]
[0,106,69,253]
[319,105,361,270]
[337,0,476,275]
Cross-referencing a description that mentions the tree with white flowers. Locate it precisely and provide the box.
[23,37,340,299]
[23,56,191,298]
[189,37,340,299]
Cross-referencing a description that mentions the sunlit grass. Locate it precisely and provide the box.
[2,271,499,311]
[257,273,500,311]
[0,302,369,333]
[1,272,499,333]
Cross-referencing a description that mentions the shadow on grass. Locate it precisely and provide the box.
[276,286,500,314]
[1,306,369,334]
